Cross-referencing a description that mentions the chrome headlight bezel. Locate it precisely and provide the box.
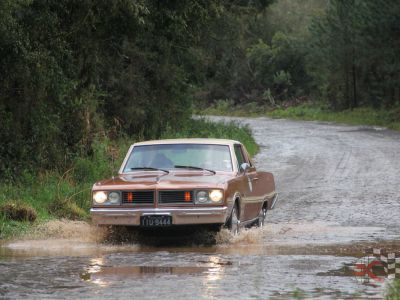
[194,189,224,204]
[92,191,121,205]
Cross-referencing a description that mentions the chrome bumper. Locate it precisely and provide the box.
[90,207,228,226]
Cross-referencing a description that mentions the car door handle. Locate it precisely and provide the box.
[252,177,259,181]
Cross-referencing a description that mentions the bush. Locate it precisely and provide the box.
[0,202,37,222]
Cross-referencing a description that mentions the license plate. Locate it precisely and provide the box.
[140,215,172,227]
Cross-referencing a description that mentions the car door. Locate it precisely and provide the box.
[242,146,265,220]
[234,144,261,221]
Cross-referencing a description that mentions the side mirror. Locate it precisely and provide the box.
[240,162,250,173]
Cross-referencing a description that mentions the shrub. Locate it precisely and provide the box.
[0,202,37,222]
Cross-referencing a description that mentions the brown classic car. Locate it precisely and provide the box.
[91,139,277,233]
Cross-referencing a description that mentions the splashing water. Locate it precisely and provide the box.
[32,219,108,242]
[0,218,393,259]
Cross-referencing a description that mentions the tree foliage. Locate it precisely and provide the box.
[0,0,223,176]
[0,0,399,178]
[309,0,400,109]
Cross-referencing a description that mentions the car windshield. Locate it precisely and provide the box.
[123,144,233,172]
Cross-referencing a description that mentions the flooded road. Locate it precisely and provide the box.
[1,117,400,299]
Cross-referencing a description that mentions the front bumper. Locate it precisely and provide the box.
[90,207,228,226]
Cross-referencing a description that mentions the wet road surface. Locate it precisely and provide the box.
[1,117,400,299]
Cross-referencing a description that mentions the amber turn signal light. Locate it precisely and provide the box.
[127,192,133,202]
[184,191,191,202]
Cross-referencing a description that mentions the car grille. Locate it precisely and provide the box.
[122,191,154,204]
[159,191,194,204]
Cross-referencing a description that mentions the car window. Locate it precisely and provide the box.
[234,144,247,168]
[242,147,253,167]
[124,144,233,172]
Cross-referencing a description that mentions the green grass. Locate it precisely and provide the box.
[199,99,400,131]
[0,137,131,240]
[0,118,258,240]
[198,99,267,117]
[0,217,32,239]
[386,280,400,300]
[268,104,400,131]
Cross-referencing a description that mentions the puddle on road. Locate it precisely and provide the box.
[80,265,212,282]
[0,250,389,299]
[260,221,388,244]
[1,220,399,259]
[1,220,398,299]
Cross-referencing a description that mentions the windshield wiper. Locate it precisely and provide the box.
[174,165,216,174]
[130,167,169,174]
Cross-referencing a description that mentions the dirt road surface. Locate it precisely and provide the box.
[1,116,399,299]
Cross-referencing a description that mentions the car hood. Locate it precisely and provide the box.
[93,172,234,190]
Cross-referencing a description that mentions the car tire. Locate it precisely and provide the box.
[229,204,240,235]
[256,205,267,227]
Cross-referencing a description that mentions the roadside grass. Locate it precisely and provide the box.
[386,280,400,300]
[0,118,258,240]
[199,99,400,131]
[0,137,130,240]
[268,104,400,131]
[198,99,267,117]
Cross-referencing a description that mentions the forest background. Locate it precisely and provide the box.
[0,0,399,236]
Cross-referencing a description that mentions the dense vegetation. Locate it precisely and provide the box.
[0,0,215,176]
[199,0,400,126]
[0,1,399,235]
[1,0,399,177]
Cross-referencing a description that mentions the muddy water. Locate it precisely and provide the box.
[1,117,400,299]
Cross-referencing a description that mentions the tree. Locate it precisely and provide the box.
[308,0,400,109]
[0,0,235,177]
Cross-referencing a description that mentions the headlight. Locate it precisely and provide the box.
[93,191,107,204]
[108,192,120,204]
[196,191,208,203]
[209,190,223,202]
[195,189,223,204]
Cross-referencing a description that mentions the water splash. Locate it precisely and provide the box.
[32,219,108,242]
[215,227,265,245]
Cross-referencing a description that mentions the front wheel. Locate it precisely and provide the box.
[228,204,240,235]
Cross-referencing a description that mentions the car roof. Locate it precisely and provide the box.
[132,138,241,147]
